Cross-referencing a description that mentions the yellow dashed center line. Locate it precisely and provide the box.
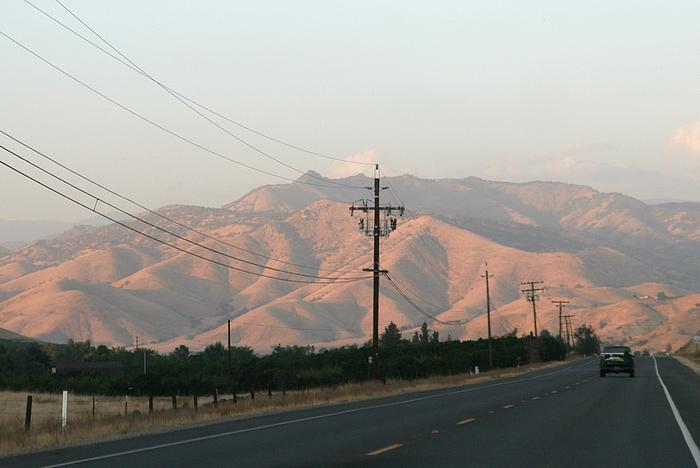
[551,390,558,394]
[457,417,476,425]
[503,404,515,409]
[367,444,403,456]
[532,396,540,400]
[431,428,440,434]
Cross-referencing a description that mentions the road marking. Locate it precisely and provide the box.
[503,404,515,409]
[654,356,700,467]
[488,410,496,414]
[551,390,558,394]
[565,386,571,389]
[520,399,527,403]
[367,444,402,456]
[431,428,440,434]
[532,396,540,400]
[457,418,476,425]
[42,359,596,467]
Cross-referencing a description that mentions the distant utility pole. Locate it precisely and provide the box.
[143,348,147,375]
[520,281,545,338]
[552,300,570,340]
[227,319,232,383]
[350,164,404,378]
[481,263,494,368]
[135,336,139,351]
[564,315,575,347]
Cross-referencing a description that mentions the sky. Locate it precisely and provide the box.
[1,0,700,221]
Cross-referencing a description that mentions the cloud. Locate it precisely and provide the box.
[673,121,700,153]
[327,149,379,178]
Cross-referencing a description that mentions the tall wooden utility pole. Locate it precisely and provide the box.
[552,300,570,340]
[227,319,232,381]
[521,281,545,338]
[564,315,575,347]
[481,264,494,368]
[350,164,404,378]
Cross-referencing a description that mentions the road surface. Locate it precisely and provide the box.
[4,356,700,467]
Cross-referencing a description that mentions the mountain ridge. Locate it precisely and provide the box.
[1,173,699,352]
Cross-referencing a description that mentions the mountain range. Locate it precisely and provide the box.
[1,172,699,353]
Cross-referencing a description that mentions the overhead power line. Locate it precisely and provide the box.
[25,0,375,168]
[384,273,466,326]
[0,129,363,276]
[0,142,370,281]
[0,148,370,284]
[0,29,364,190]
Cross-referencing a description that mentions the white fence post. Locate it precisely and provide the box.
[61,390,68,428]
[475,366,480,375]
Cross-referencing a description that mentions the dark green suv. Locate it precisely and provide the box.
[600,345,635,377]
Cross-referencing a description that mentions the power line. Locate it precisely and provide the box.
[0,150,370,285]
[0,29,364,190]
[2,143,371,282]
[36,0,375,168]
[0,129,363,276]
[384,273,466,326]
[0,143,370,281]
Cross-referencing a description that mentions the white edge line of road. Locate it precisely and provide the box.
[41,359,595,468]
[653,356,700,467]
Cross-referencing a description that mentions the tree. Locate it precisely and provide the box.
[380,322,402,347]
[657,291,668,301]
[411,332,420,344]
[420,322,430,344]
[430,330,440,344]
[573,325,600,355]
[172,345,190,360]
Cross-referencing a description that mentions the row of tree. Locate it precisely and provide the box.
[0,323,599,396]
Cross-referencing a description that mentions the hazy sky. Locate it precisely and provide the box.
[2,0,700,221]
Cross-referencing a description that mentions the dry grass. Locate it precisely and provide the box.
[0,359,575,457]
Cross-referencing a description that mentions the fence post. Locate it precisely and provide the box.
[92,395,95,420]
[232,386,237,404]
[268,383,272,399]
[171,395,177,409]
[193,394,198,410]
[124,395,128,417]
[61,390,68,428]
[24,395,32,431]
[148,395,154,414]
[250,389,255,401]
[213,389,218,408]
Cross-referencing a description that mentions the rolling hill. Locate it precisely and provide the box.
[1,172,699,352]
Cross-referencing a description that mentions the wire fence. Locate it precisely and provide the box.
[0,390,242,431]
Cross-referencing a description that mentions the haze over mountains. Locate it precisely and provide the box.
[1,172,699,353]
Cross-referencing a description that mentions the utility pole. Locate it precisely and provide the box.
[481,263,494,368]
[227,319,232,383]
[143,348,147,375]
[563,315,575,347]
[520,281,544,338]
[350,164,404,379]
[135,336,139,351]
[552,300,570,340]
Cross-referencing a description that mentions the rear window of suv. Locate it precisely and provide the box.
[603,346,630,353]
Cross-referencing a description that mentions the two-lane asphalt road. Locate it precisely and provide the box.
[5,357,700,467]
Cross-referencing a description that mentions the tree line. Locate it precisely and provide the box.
[0,323,599,396]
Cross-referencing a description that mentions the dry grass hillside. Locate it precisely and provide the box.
[1,173,700,353]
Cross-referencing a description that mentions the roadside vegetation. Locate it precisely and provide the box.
[0,323,599,456]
